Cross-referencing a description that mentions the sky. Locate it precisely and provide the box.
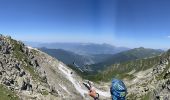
[0,0,170,49]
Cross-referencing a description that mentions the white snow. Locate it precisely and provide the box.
[96,88,111,97]
[26,46,35,49]
[58,63,111,98]
[59,84,70,94]
[58,64,87,97]
[26,46,39,51]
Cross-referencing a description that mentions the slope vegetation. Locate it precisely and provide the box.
[91,47,163,71]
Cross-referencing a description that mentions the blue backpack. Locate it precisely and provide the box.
[110,79,127,100]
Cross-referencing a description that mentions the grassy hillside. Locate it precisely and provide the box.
[91,49,170,82]
[95,56,161,81]
[91,47,163,71]
[78,50,170,82]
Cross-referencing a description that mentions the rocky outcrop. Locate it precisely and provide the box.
[0,35,35,99]
[0,35,79,100]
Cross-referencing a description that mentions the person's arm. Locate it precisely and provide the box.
[89,88,99,100]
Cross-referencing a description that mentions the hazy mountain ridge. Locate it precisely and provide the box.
[33,42,130,55]
[39,48,114,73]
[39,47,95,67]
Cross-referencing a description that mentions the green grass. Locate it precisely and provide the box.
[90,55,161,82]
[127,94,137,100]
[141,92,151,100]
[127,92,151,100]
[67,64,136,82]
[0,84,19,100]
[41,90,49,95]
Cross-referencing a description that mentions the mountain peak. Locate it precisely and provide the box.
[138,47,145,49]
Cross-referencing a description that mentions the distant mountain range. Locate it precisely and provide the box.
[39,47,113,67]
[25,42,164,73]
[39,48,95,67]
[30,42,130,55]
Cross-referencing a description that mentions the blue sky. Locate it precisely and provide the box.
[0,0,170,49]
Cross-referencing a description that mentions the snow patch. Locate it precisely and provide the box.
[26,46,39,51]
[58,63,111,98]
[96,88,111,97]
[58,64,87,97]
[59,84,70,94]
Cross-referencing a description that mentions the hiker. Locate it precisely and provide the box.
[87,79,127,100]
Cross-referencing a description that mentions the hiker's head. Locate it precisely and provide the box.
[110,79,127,100]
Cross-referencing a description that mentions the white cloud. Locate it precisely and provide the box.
[168,36,170,38]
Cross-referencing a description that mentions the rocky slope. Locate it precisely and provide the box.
[0,35,111,100]
[125,54,170,100]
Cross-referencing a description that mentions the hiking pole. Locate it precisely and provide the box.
[83,81,99,100]
[83,82,91,90]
